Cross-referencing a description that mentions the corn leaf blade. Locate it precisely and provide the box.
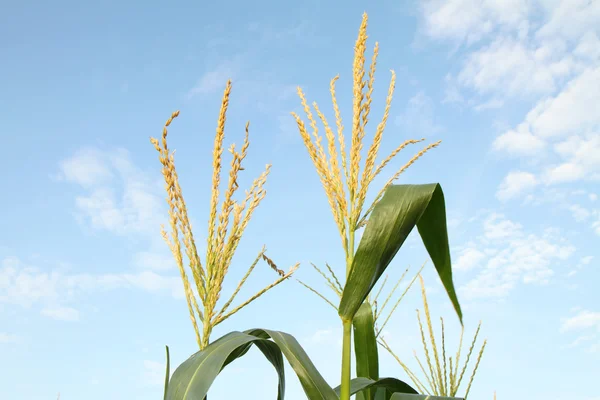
[165,331,284,400]
[165,329,338,400]
[255,328,338,400]
[390,394,464,400]
[333,377,419,397]
[338,184,462,324]
[163,346,170,400]
[353,301,379,400]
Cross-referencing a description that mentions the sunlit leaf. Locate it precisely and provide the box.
[334,377,419,397]
[163,346,170,400]
[390,393,464,400]
[353,301,379,400]
[339,184,462,324]
[165,329,338,400]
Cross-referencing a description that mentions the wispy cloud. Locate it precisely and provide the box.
[187,20,315,106]
[561,308,600,353]
[132,251,176,272]
[420,0,600,203]
[0,332,21,344]
[0,255,183,321]
[518,187,600,236]
[561,309,600,332]
[496,170,539,202]
[492,125,546,156]
[57,147,165,236]
[41,306,80,322]
[395,91,443,136]
[454,246,486,271]
[474,97,504,111]
[57,147,115,187]
[422,0,598,104]
[418,0,531,46]
[56,146,178,272]
[456,36,577,98]
[455,212,576,300]
[188,59,240,98]
[493,67,600,199]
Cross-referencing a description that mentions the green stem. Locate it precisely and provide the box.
[340,318,353,400]
[339,227,356,400]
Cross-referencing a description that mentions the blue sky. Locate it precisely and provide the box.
[1,0,599,399]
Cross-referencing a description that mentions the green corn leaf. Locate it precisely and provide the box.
[254,340,286,396]
[165,329,338,400]
[165,331,283,400]
[353,301,379,400]
[374,387,389,400]
[334,377,419,397]
[338,184,462,324]
[163,346,170,400]
[221,339,253,369]
[255,329,338,400]
[390,394,464,400]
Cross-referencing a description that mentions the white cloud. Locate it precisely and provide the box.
[0,256,61,308]
[567,204,592,222]
[518,187,600,235]
[422,0,598,100]
[41,306,80,321]
[456,36,574,98]
[458,212,575,299]
[395,91,443,135]
[419,0,530,45]
[525,67,600,140]
[573,31,600,62]
[592,211,600,235]
[542,162,586,184]
[455,247,486,271]
[560,308,600,353]
[58,147,180,273]
[0,256,184,319]
[186,29,300,112]
[421,0,600,204]
[566,334,595,348]
[57,148,113,187]
[188,60,238,98]
[442,73,464,104]
[492,124,546,155]
[496,171,539,201]
[536,0,600,42]
[580,256,594,265]
[483,212,523,240]
[132,251,176,272]
[0,333,21,344]
[493,67,600,193]
[59,147,165,237]
[474,98,504,111]
[506,72,600,161]
[566,254,595,278]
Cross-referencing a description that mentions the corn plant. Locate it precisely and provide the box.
[157,12,468,400]
[289,12,464,400]
[150,80,299,351]
[378,276,487,399]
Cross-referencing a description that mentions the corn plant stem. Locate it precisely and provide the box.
[340,318,353,400]
[339,228,356,400]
